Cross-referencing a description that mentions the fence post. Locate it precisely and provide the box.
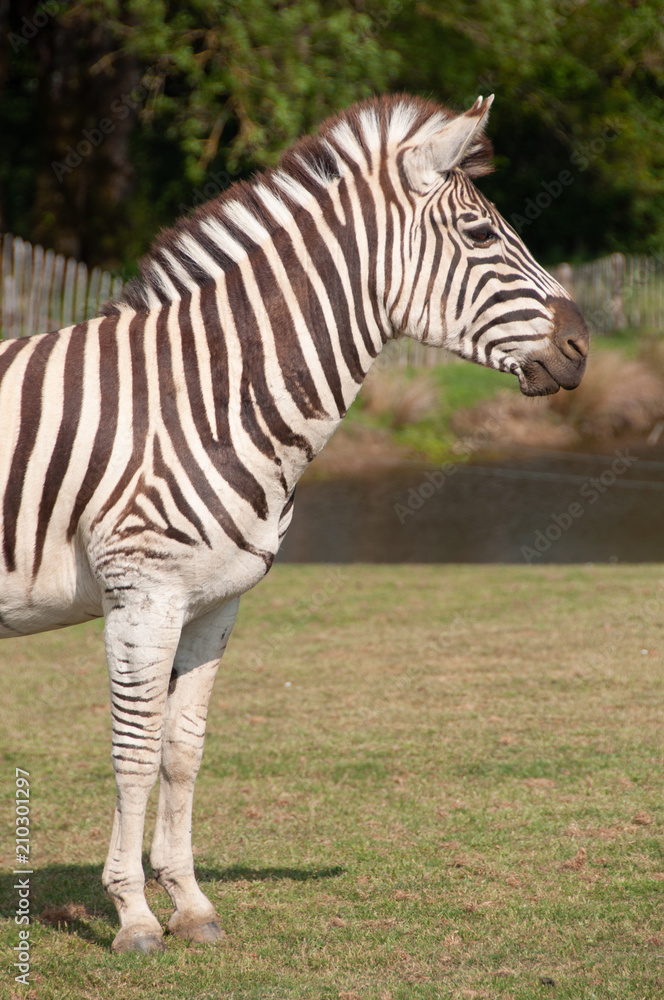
[557,262,574,300]
[1,236,663,349]
[0,233,123,338]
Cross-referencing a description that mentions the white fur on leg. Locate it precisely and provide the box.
[150,598,240,942]
[102,593,185,953]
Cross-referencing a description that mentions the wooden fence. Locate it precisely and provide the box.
[2,234,663,360]
[389,251,664,367]
[0,234,123,339]
[549,252,664,337]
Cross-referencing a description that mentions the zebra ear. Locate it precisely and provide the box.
[403,95,494,192]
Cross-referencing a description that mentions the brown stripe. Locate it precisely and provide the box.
[152,435,211,548]
[3,332,60,573]
[342,163,385,341]
[248,244,326,419]
[224,268,315,460]
[0,337,32,388]
[399,201,442,334]
[471,271,522,306]
[470,308,550,362]
[330,179,379,358]
[112,472,199,548]
[183,263,278,465]
[290,207,364,384]
[472,288,544,323]
[483,332,547,355]
[155,306,273,567]
[378,151,403,323]
[417,202,448,333]
[33,324,86,578]
[0,338,35,574]
[90,311,150,530]
[68,315,121,539]
[193,285,269,518]
[270,227,347,415]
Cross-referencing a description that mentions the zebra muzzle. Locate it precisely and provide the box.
[518,297,589,396]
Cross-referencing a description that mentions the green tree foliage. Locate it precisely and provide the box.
[86,0,400,177]
[0,0,399,267]
[0,0,662,269]
[387,0,664,261]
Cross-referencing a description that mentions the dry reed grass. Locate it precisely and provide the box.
[452,348,664,449]
[547,349,664,438]
[451,390,577,450]
[360,370,438,428]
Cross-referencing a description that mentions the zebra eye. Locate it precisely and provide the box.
[468,226,496,245]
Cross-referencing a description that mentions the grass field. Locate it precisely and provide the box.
[1,565,663,1000]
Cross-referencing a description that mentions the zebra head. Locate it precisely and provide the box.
[389,96,588,395]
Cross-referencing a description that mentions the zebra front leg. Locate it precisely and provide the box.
[150,598,240,943]
[102,593,184,954]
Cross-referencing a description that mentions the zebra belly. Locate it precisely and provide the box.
[0,598,100,638]
[0,557,102,637]
[0,504,104,637]
[0,536,270,638]
[0,481,282,638]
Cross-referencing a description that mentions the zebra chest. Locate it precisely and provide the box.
[84,472,295,608]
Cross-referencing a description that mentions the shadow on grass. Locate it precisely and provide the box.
[197,864,346,883]
[0,863,114,948]
[1,861,345,948]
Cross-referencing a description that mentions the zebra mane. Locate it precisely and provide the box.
[104,94,494,315]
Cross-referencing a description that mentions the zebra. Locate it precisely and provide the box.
[0,93,588,953]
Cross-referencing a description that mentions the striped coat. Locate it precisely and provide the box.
[0,94,588,952]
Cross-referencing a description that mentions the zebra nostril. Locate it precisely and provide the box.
[565,335,587,360]
[547,297,590,362]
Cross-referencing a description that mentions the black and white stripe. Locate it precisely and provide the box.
[0,93,588,952]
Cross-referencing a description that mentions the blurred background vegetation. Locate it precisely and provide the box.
[1,0,663,274]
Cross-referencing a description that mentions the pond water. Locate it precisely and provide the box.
[277,447,664,563]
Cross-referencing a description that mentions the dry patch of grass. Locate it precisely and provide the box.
[549,350,664,438]
[0,565,663,999]
[360,371,438,429]
[452,348,664,450]
[451,389,576,450]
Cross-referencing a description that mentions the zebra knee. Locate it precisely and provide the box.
[160,736,204,785]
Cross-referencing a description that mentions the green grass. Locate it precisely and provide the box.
[1,565,663,999]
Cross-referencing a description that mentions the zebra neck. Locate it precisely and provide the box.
[224,285,383,493]
[203,198,389,489]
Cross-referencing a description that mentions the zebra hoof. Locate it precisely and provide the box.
[111,927,166,954]
[169,918,225,944]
